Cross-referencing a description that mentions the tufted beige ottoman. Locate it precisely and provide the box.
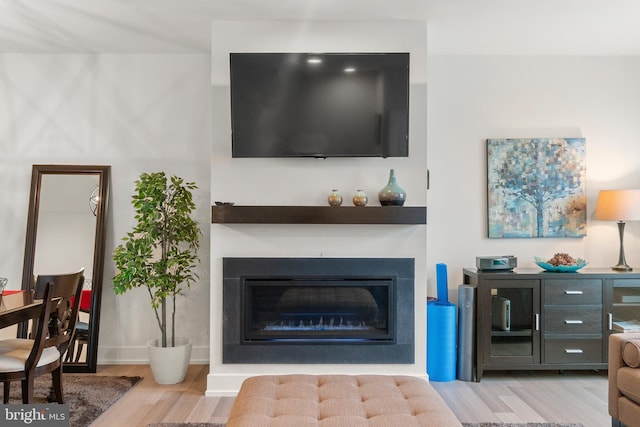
[226,374,462,427]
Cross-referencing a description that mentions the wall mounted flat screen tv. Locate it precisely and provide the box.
[230,52,409,158]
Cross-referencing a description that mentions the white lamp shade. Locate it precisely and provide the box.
[594,189,640,221]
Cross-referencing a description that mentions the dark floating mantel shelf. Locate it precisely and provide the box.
[211,205,426,225]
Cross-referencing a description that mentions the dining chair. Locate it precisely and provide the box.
[0,269,84,403]
[65,320,88,363]
[0,282,57,403]
[65,281,91,363]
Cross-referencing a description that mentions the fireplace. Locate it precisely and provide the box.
[223,257,414,364]
[244,279,394,342]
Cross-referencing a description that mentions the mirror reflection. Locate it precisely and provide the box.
[22,165,110,373]
[35,174,97,365]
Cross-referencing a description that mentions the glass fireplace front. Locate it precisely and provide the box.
[243,278,394,342]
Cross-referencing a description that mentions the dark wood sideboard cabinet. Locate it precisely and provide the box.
[463,268,640,381]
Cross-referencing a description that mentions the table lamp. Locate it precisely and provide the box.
[594,189,640,271]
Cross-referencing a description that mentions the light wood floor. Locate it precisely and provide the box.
[90,365,609,427]
[431,370,609,427]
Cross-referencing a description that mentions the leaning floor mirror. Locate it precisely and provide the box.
[21,164,110,373]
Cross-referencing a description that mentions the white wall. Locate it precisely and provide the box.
[427,55,640,299]
[208,20,428,394]
[0,53,212,363]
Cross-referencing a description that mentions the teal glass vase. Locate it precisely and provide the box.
[378,169,406,206]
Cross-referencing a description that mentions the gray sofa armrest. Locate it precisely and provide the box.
[609,332,640,420]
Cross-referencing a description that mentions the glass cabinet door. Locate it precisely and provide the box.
[483,279,541,366]
[608,279,640,334]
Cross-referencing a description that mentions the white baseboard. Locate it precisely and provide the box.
[98,344,209,365]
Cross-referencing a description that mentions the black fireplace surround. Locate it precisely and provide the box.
[223,257,415,364]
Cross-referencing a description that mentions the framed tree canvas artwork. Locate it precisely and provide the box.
[487,138,586,238]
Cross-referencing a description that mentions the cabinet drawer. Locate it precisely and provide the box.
[544,279,602,305]
[544,339,602,364]
[544,306,602,334]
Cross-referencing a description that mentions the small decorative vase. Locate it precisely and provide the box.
[378,169,406,206]
[327,189,343,207]
[352,190,368,207]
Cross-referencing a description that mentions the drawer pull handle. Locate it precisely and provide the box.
[565,349,584,354]
[565,320,583,324]
[564,290,583,295]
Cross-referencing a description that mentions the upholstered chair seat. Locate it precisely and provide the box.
[0,339,60,372]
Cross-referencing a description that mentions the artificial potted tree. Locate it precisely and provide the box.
[113,172,201,384]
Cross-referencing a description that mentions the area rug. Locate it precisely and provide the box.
[148,424,226,427]
[148,423,582,427]
[7,374,142,427]
[462,423,584,427]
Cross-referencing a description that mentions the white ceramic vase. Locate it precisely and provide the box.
[147,336,192,384]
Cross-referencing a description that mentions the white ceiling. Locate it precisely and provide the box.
[1,0,640,55]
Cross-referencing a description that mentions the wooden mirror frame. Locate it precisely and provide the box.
[21,164,110,373]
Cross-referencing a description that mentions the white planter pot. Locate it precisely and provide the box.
[147,337,192,384]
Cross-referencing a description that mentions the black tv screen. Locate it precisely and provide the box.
[230,52,409,158]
